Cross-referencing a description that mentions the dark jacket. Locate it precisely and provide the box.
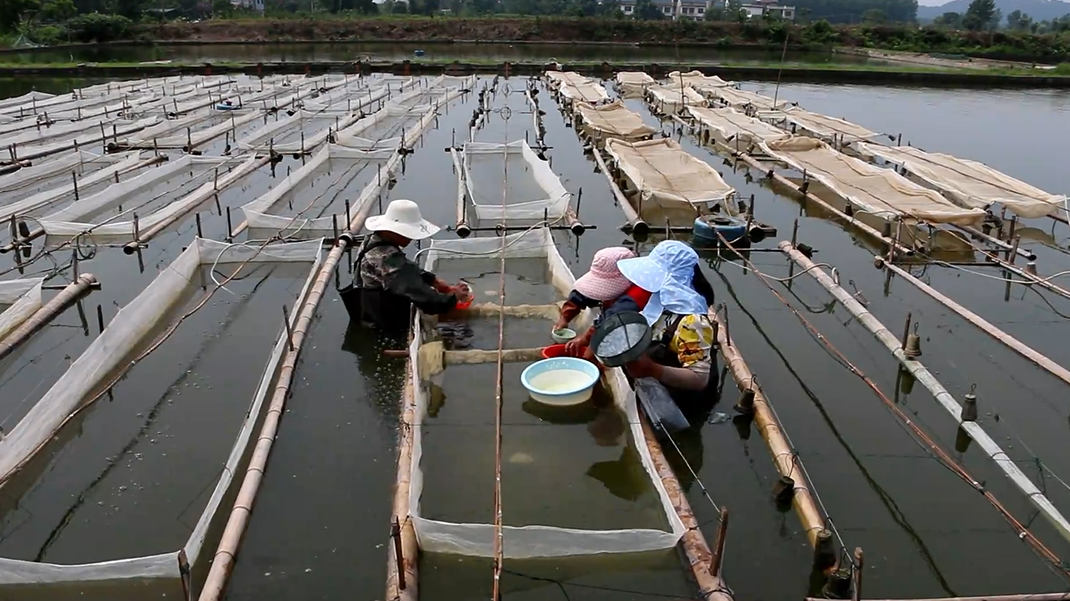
[354,234,457,332]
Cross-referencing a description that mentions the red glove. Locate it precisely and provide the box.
[625,355,664,380]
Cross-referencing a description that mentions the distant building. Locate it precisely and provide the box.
[677,0,708,20]
[231,0,265,11]
[738,0,795,21]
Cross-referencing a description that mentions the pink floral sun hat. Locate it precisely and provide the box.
[574,247,636,302]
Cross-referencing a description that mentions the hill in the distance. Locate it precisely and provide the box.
[917,0,1070,21]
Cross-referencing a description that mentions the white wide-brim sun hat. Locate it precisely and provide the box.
[365,199,440,240]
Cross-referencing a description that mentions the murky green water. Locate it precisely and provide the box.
[1,64,1070,601]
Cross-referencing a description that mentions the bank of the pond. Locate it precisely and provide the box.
[2,59,1069,88]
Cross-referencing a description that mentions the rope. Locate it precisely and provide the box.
[490,90,510,601]
[714,230,1070,581]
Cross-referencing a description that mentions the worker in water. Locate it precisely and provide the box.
[553,247,652,361]
[351,199,472,332]
[616,240,718,412]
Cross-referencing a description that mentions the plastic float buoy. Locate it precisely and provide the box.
[692,215,749,248]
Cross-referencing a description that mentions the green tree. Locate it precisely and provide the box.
[1006,9,1033,31]
[862,7,886,23]
[40,0,76,21]
[963,0,995,31]
[933,10,961,28]
[0,0,40,33]
[211,0,232,16]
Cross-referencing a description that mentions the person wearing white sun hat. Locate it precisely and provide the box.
[348,199,472,332]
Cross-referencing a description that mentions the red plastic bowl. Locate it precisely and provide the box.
[541,344,569,359]
[455,298,473,310]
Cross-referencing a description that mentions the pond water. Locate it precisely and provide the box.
[1,67,1069,601]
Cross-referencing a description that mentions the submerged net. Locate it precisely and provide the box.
[576,101,656,143]
[0,278,43,342]
[0,238,323,588]
[855,142,1067,219]
[759,137,986,225]
[410,227,686,558]
[462,141,571,221]
[605,138,735,206]
[687,106,790,148]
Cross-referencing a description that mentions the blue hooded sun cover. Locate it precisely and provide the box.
[617,240,709,325]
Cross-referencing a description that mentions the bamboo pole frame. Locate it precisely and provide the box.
[0,274,98,362]
[639,416,734,601]
[590,142,648,237]
[386,360,419,601]
[710,311,828,549]
[780,241,1070,546]
[198,77,459,601]
[878,257,1070,387]
[820,593,1070,601]
[713,141,914,258]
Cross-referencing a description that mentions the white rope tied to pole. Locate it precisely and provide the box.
[779,240,1070,548]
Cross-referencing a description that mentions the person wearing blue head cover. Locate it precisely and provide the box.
[615,240,718,410]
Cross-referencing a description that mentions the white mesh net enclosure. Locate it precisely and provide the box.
[576,101,657,144]
[335,82,468,151]
[0,278,43,342]
[687,106,791,148]
[667,71,734,94]
[409,227,686,558]
[762,107,881,144]
[36,154,245,239]
[546,71,609,105]
[758,137,986,225]
[11,117,159,162]
[130,109,265,150]
[615,71,655,88]
[0,238,323,588]
[0,150,129,200]
[240,144,400,236]
[0,152,146,225]
[647,84,706,115]
[461,141,571,222]
[605,138,736,207]
[40,154,262,241]
[708,86,791,112]
[855,142,1067,219]
[235,108,360,154]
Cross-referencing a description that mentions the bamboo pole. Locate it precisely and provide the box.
[822,593,1070,601]
[973,245,1070,301]
[639,416,734,601]
[123,155,271,254]
[715,141,913,257]
[590,144,648,237]
[878,257,1070,388]
[779,241,1070,546]
[386,362,419,601]
[0,274,98,362]
[710,311,827,548]
[450,147,470,237]
[198,86,454,601]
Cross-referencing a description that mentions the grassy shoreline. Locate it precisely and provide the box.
[2,59,1068,88]
[3,17,1069,63]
